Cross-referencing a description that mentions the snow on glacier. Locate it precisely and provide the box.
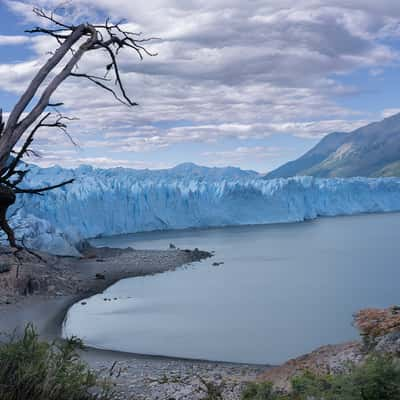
[9,163,400,255]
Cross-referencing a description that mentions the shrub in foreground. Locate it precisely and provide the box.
[242,354,400,400]
[242,382,285,400]
[0,324,113,400]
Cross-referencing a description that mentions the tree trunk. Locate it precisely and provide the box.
[0,185,17,247]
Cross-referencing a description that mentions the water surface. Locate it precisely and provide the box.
[63,213,400,364]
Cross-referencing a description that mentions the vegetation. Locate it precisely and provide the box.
[242,354,400,400]
[199,376,223,400]
[242,382,283,400]
[0,324,113,400]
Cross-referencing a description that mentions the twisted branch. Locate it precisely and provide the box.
[0,7,156,169]
[0,6,156,248]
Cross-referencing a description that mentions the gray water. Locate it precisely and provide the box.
[63,213,400,364]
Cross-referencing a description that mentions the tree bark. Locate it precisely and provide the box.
[0,185,17,247]
[0,25,94,170]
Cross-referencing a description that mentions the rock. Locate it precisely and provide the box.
[375,331,400,354]
[0,263,11,273]
[354,306,400,338]
[186,248,212,262]
[95,273,106,280]
[23,277,40,295]
[47,284,56,293]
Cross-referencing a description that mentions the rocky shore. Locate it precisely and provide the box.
[88,305,400,399]
[259,305,400,392]
[0,244,270,399]
[0,245,211,307]
[92,357,268,400]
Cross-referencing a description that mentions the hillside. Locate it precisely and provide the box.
[266,113,400,178]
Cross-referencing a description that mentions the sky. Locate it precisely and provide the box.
[0,1,400,173]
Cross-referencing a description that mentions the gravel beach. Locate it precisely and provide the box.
[0,245,270,399]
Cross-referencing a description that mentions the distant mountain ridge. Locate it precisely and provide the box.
[30,162,260,184]
[266,113,400,178]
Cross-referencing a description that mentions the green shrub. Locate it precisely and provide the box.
[291,370,337,398]
[242,354,400,400]
[241,382,283,400]
[200,377,223,400]
[350,354,400,400]
[0,324,113,400]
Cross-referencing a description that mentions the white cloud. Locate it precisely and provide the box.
[0,35,31,45]
[30,150,171,169]
[382,108,400,118]
[1,0,400,168]
[202,146,286,168]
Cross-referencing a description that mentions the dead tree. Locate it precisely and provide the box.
[0,7,155,247]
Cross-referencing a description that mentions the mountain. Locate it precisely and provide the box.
[9,162,400,256]
[266,113,400,178]
[35,162,260,183]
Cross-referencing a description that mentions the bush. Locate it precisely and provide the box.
[0,324,113,400]
[242,354,400,400]
[349,354,400,400]
[241,382,283,400]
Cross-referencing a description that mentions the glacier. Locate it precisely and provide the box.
[7,162,400,256]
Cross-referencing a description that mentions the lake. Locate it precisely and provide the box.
[63,213,400,364]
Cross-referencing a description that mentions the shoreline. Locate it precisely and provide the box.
[0,245,270,399]
[1,240,392,399]
[0,243,269,367]
[2,237,386,399]
[0,245,212,342]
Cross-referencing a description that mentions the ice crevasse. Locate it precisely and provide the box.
[7,163,400,256]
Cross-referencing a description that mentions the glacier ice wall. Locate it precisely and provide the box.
[8,209,81,256]
[9,163,400,256]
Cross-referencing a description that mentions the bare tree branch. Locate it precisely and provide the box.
[1,113,51,180]
[14,178,74,194]
[0,7,156,247]
[70,72,135,106]
[0,109,5,138]
[0,25,87,154]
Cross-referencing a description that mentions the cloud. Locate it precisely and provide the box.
[382,108,400,118]
[0,35,31,45]
[202,146,286,168]
[369,68,384,76]
[1,0,400,169]
[29,150,171,169]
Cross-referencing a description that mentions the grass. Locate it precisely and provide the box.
[0,324,114,400]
